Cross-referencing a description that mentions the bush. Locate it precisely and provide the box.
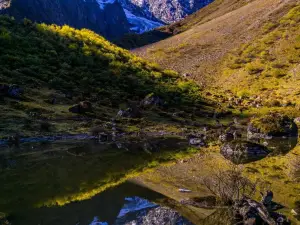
[163,69,179,78]
[246,62,265,75]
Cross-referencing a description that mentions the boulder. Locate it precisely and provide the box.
[116,107,140,118]
[141,94,164,107]
[234,196,290,225]
[69,101,92,114]
[189,138,206,147]
[219,133,234,142]
[234,197,277,225]
[221,141,269,164]
[248,113,298,139]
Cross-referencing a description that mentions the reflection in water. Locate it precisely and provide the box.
[9,181,193,225]
[99,196,193,225]
[221,136,298,164]
[221,141,270,164]
[0,137,191,224]
[256,137,298,155]
[9,182,164,225]
[0,132,299,224]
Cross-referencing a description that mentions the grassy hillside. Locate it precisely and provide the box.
[0,15,215,138]
[218,4,300,105]
[133,0,297,87]
[116,0,256,49]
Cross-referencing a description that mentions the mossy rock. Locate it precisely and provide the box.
[248,113,298,137]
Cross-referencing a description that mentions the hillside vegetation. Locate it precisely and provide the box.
[218,4,300,105]
[134,0,297,87]
[0,16,213,138]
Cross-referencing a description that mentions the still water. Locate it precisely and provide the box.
[0,135,299,225]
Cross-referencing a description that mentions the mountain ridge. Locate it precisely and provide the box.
[0,0,215,39]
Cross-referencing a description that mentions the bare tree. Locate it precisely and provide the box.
[201,164,257,205]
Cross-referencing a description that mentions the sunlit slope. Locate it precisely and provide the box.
[0,16,207,137]
[217,4,300,104]
[134,0,297,86]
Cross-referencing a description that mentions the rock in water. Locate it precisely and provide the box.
[221,141,269,164]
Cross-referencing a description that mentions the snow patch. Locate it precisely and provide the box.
[124,9,163,33]
[96,0,116,10]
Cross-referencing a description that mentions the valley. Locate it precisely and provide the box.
[0,0,299,225]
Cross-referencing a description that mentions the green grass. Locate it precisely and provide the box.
[0,15,215,137]
[220,4,300,108]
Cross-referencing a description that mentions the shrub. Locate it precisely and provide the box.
[246,62,265,75]
[270,68,287,78]
[262,22,278,33]
[163,69,179,78]
[265,99,281,107]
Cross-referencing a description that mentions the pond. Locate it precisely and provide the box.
[0,133,299,224]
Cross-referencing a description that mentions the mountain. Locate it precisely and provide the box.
[118,0,214,33]
[119,0,214,24]
[0,0,215,39]
[0,0,130,39]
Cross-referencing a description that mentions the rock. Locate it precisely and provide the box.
[69,101,92,114]
[3,0,131,39]
[178,188,192,193]
[141,94,164,107]
[189,138,206,147]
[248,113,298,138]
[221,141,269,164]
[183,73,191,78]
[219,133,234,142]
[234,197,277,225]
[122,206,193,225]
[261,191,273,209]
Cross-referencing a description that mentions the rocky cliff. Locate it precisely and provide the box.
[119,0,214,24]
[0,0,130,39]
